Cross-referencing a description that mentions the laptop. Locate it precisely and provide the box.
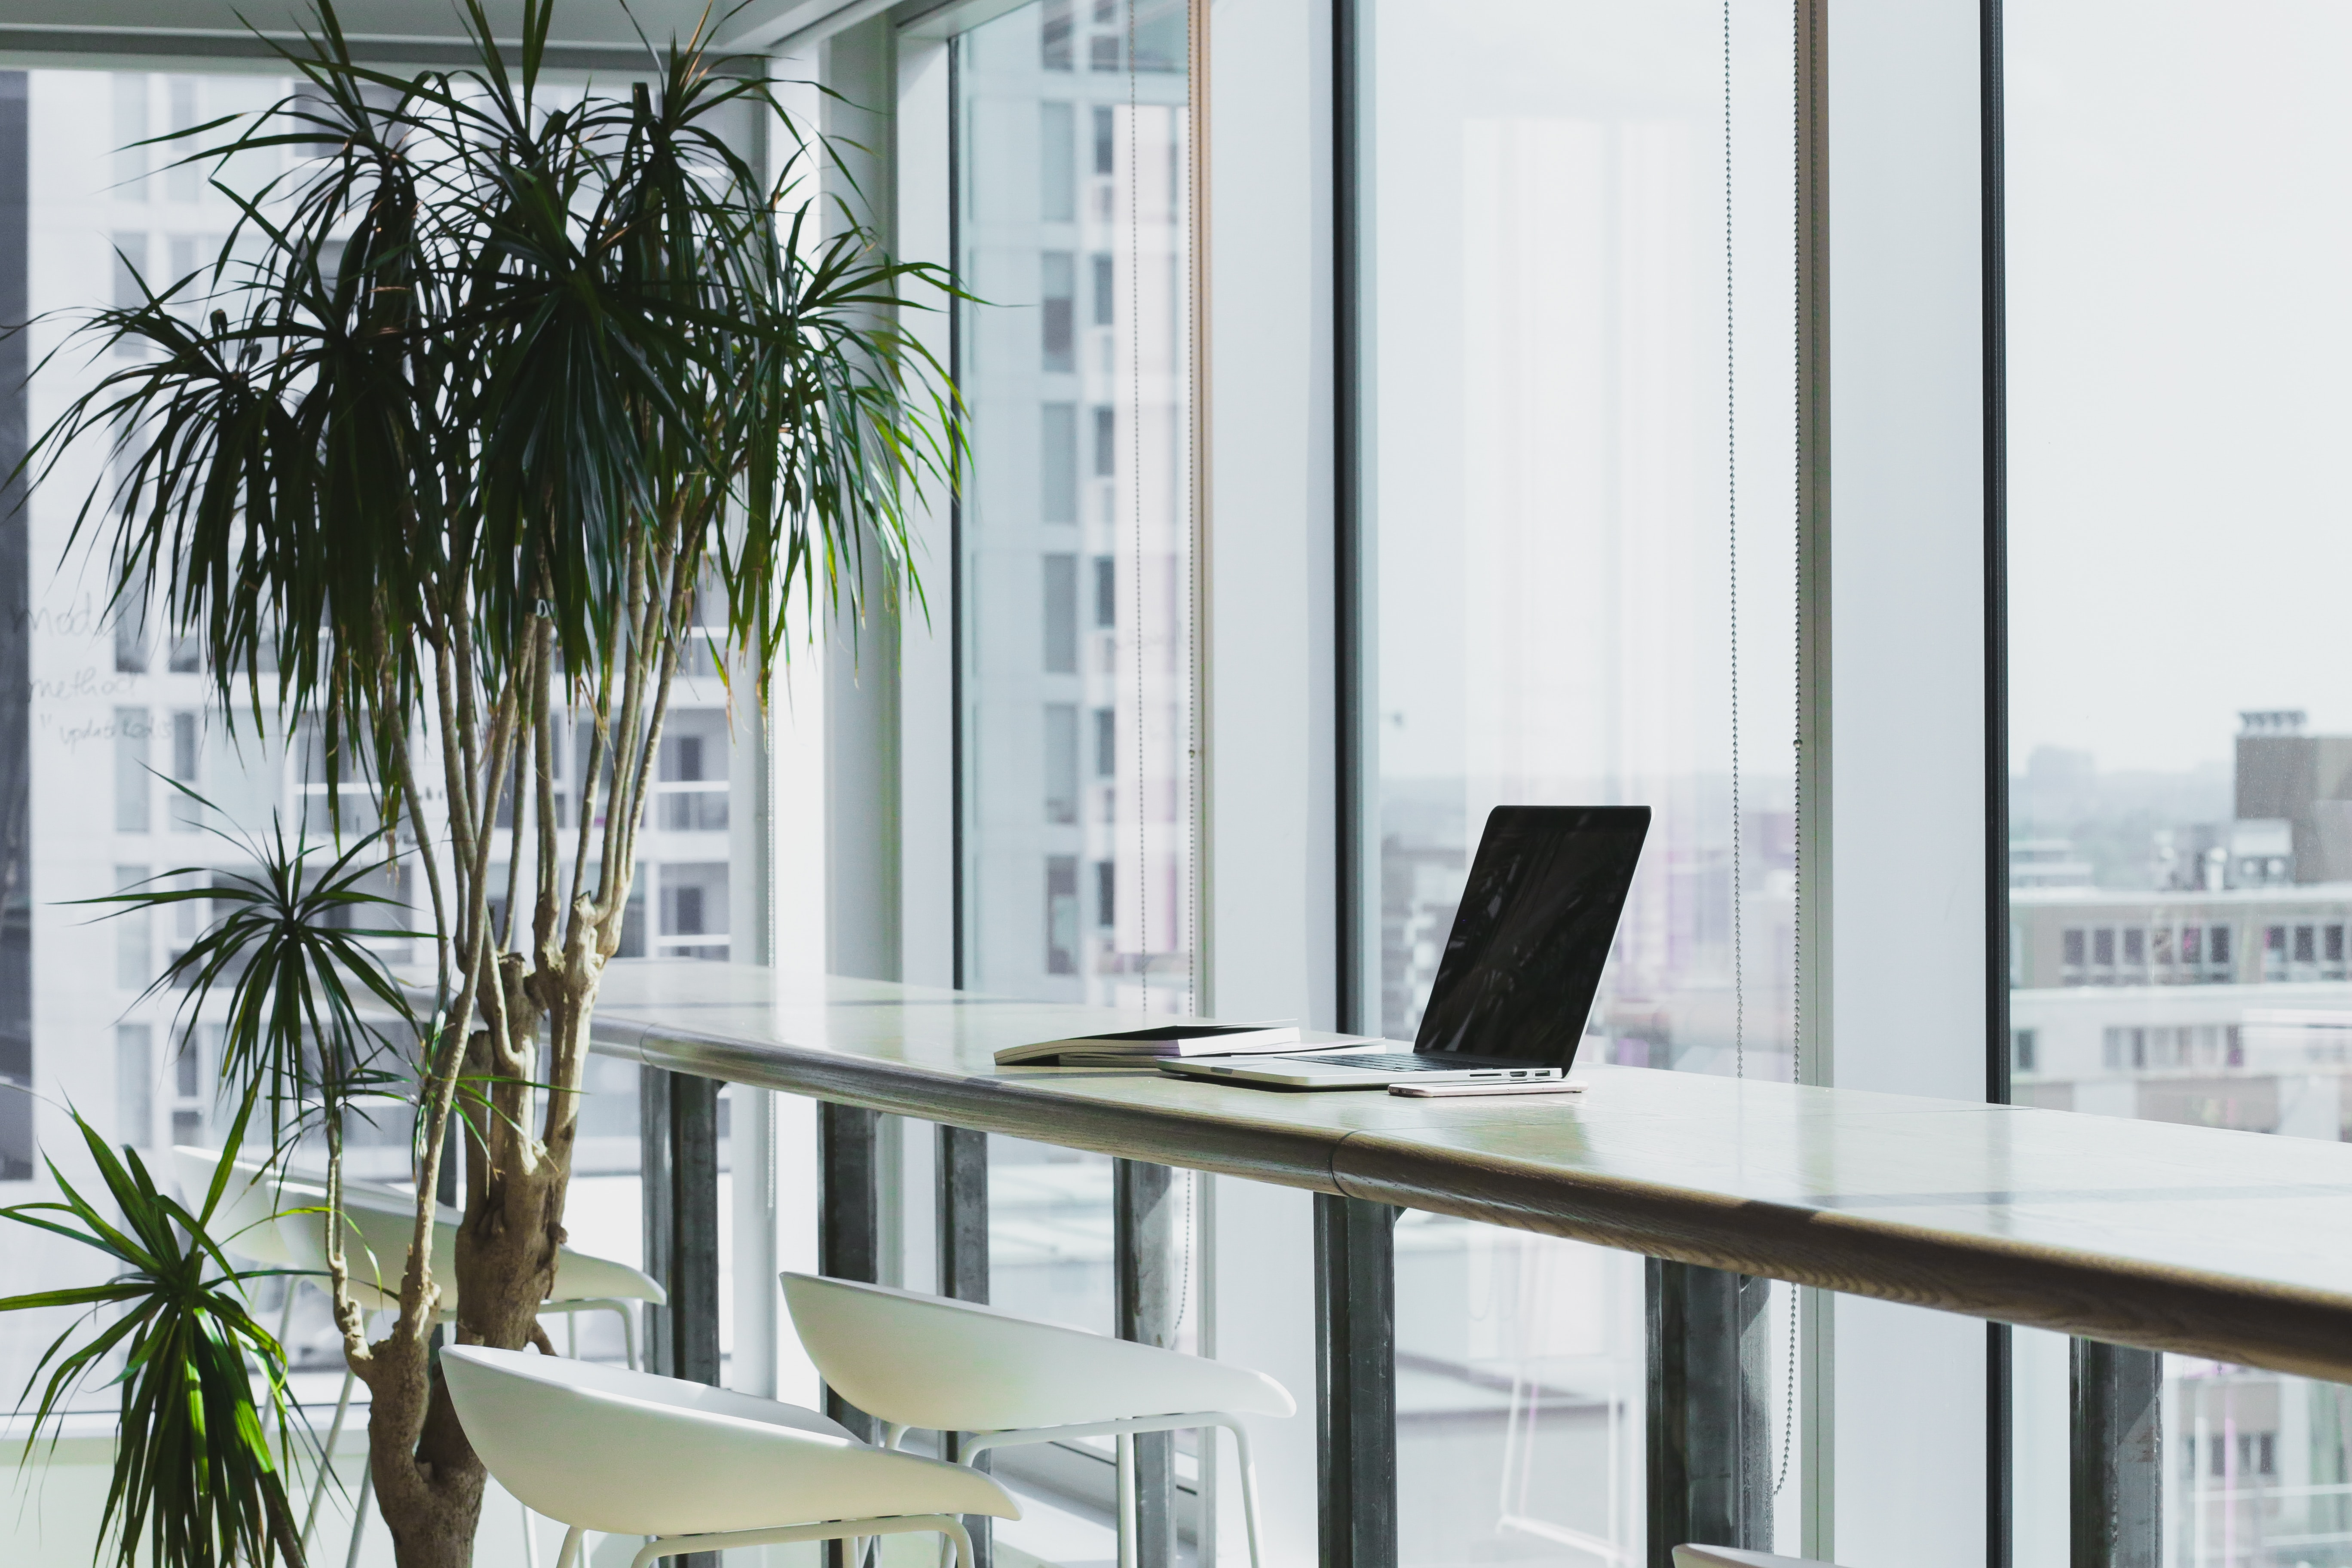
[1161,805,1650,1090]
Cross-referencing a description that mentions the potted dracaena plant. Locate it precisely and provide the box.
[11,0,954,1561]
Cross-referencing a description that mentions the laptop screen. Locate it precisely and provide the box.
[1413,805,1651,1064]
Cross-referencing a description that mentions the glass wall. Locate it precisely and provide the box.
[956,0,1195,1017]
[0,67,763,1415]
[952,1,1200,1559]
[2005,6,2352,1567]
[1360,1,1797,1562]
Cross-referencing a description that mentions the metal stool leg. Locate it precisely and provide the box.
[555,1524,588,1568]
[1117,1432,1137,1568]
[1226,1419,1267,1568]
[344,1452,374,1568]
[302,1363,358,1548]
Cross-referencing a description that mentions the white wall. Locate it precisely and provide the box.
[1825,0,1989,1564]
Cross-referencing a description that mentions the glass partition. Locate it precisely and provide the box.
[1359,1,1798,1561]
[2005,6,2352,1566]
[952,2,1200,1560]
[0,66,762,1421]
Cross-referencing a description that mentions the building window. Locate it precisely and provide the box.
[114,707,150,832]
[2013,1029,2037,1074]
[1096,860,1115,927]
[1092,405,1116,477]
[1042,555,1079,674]
[2330,924,2347,964]
[1045,857,1080,974]
[1041,251,1076,372]
[1091,252,1114,326]
[1091,104,1114,175]
[2122,928,2144,966]
[1090,34,1121,71]
[1093,554,1116,627]
[1041,403,1078,523]
[2063,928,2086,968]
[2211,925,2232,969]
[2093,928,2115,967]
[1041,0,1073,68]
[115,1024,152,1148]
[1044,704,1079,824]
[2295,924,2316,963]
[169,711,200,831]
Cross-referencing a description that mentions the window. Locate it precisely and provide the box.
[2123,927,2144,966]
[169,711,200,830]
[1362,2,1796,1562]
[1092,554,1115,626]
[2013,1029,2037,1074]
[115,1024,152,1147]
[1042,554,1079,673]
[958,0,1193,1012]
[1044,857,1079,974]
[2064,928,2086,967]
[1040,402,1078,523]
[655,710,730,832]
[2007,6,2352,1552]
[1095,860,1114,927]
[1090,404,1115,478]
[1044,704,1079,824]
[1040,0,1072,68]
[2094,928,2115,967]
[114,707,150,831]
[1040,250,1075,371]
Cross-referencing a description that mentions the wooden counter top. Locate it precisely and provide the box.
[593,960,2352,1382]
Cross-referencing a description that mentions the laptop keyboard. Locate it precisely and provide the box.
[1312,1052,1509,1073]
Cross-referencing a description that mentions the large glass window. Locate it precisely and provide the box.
[956,0,1195,1017]
[2006,7,2352,1566]
[1361,2,1798,1562]
[953,3,1200,1558]
[0,67,760,1419]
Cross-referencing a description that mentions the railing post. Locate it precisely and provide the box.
[1117,1159,1182,1568]
[641,1067,723,1568]
[2071,1340,2161,1568]
[1646,1261,1773,1568]
[1314,1192,1396,1568]
[940,1124,992,1568]
[819,1101,882,1568]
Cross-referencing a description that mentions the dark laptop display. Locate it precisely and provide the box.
[1414,805,1651,1065]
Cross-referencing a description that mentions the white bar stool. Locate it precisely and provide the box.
[272,1187,668,1566]
[1674,1546,1843,1568]
[441,1345,1020,1568]
[781,1271,1295,1568]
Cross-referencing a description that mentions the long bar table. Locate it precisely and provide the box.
[594,959,2352,1384]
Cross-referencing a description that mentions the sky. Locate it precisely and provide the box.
[2004,0,2352,774]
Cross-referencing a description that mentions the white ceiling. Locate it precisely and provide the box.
[0,0,873,67]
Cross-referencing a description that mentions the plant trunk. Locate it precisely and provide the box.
[360,965,601,1568]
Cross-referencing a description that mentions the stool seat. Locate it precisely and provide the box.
[1674,1546,1842,1568]
[782,1271,1291,1568]
[443,1347,1017,1568]
[780,1271,1293,1431]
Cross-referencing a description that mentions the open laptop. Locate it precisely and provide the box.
[1162,805,1650,1090]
